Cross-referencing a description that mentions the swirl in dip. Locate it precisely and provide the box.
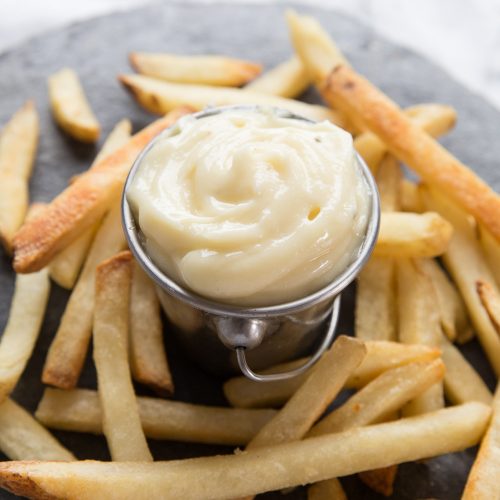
[127,107,370,306]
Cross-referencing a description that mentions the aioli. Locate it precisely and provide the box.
[128,108,370,306]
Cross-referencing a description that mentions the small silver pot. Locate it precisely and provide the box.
[122,106,380,382]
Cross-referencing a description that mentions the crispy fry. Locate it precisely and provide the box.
[12,107,190,273]
[36,388,276,446]
[358,466,398,497]
[246,56,309,98]
[49,119,132,289]
[118,74,346,126]
[478,225,500,287]
[440,337,493,405]
[130,262,173,396]
[400,179,424,213]
[374,212,453,258]
[323,65,500,241]
[0,403,490,500]
[130,52,262,86]
[376,155,402,212]
[246,336,366,449]
[0,398,74,461]
[421,258,470,341]
[308,359,445,436]
[308,479,346,500]
[0,101,39,252]
[42,200,126,389]
[463,386,500,499]
[397,259,444,415]
[355,104,457,172]
[421,185,500,375]
[0,267,49,402]
[93,251,152,461]
[223,341,441,408]
[48,68,100,142]
[476,280,500,334]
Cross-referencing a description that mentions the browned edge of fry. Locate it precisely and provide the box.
[476,280,500,335]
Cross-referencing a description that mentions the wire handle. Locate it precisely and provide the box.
[236,295,341,382]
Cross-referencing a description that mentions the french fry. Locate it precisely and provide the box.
[0,398,74,461]
[463,386,500,499]
[355,104,457,172]
[223,341,441,408]
[397,259,444,415]
[246,336,366,449]
[130,52,262,86]
[36,388,276,446]
[421,258,470,341]
[49,119,132,289]
[118,74,346,126]
[130,262,174,396]
[48,68,100,142]
[358,466,398,497]
[476,280,500,334]
[400,178,424,213]
[308,479,346,500]
[355,156,400,341]
[440,337,493,405]
[245,56,309,98]
[42,200,126,389]
[374,212,453,258]
[478,225,500,287]
[93,251,152,461]
[0,403,490,500]
[0,267,50,402]
[12,107,190,273]
[0,101,39,252]
[308,359,445,436]
[421,185,500,375]
[322,65,500,242]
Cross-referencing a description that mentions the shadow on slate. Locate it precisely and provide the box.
[0,1,498,499]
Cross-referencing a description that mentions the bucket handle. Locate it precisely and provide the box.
[235,295,341,382]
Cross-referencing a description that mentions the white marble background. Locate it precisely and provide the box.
[1,0,500,109]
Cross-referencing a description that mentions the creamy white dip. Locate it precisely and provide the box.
[127,108,370,306]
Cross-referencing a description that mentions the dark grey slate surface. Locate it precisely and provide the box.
[0,2,498,499]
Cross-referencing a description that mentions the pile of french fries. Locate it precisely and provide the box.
[0,9,499,500]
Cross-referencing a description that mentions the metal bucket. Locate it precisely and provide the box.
[122,106,380,381]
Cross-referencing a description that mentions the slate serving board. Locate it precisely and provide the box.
[0,2,498,499]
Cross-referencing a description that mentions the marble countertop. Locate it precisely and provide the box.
[1,0,500,110]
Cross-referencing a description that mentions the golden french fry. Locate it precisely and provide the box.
[308,479,346,500]
[12,107,190,274]
[478,225,500,287]
[376,155,402,212]
[36,388,276,446]
[374,212,453,258]
[421,185,500,375]
[358,466,398,497]
[246,56,309,98]
[400,178,423,213]
[0,101,39,252]
[93,251,152,461]
[130,262,174,396]
[246,336,366,449]
[130,52,262,86]
[118,74,346,126]
[224,342,441,409]
[42,200,126,389]
[49,119,132,289]
[0,403,490,500]
[0,268,49,402]
[463,386,500,499]
[0,398,74,461]
[397,259,444,415]
[308,359,445,436]
[440,337,492,405]
[476,280,500,334]
[355,104,457,172]
[323,65,500,242]
[421,258,470,341]
[48,68,100,142]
